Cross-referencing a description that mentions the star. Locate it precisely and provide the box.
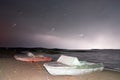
[12,24,17,28]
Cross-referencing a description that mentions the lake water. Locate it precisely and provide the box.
[44,50,120,72]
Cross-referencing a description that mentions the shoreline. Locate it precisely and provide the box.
[104,68,120,73]
[0,58,120,80]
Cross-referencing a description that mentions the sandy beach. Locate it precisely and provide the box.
[0,58,120,80]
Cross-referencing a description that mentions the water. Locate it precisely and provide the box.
[44,50,120,72]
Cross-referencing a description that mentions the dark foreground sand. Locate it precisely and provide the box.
[0,58,120,80]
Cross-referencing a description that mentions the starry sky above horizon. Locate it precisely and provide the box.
[0,0,120,49]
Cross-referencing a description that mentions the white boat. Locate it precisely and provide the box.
[44,55,104,75]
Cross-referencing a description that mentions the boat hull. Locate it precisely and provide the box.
[44,63,103,75]
[14,55,52,62]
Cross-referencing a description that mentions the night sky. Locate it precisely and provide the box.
[0,0,120,49]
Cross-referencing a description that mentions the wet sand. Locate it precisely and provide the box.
[0,58,120,80]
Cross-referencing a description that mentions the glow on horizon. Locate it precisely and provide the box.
[1,33,119,49]
[33,34,120,49]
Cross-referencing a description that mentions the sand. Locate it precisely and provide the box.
[0,58,120,80]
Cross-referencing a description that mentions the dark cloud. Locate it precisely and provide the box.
[0,0,120,49]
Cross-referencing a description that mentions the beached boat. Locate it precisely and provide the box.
[14,52,52,62]
[44,55,104,75]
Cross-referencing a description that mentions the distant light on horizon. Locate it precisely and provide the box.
[30,34,119,49]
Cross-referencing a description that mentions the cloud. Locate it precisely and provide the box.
[33,34,92,49]
[33,33,120,49]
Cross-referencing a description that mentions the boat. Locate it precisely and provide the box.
[14,51,52,62]
[44,55,104,75]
